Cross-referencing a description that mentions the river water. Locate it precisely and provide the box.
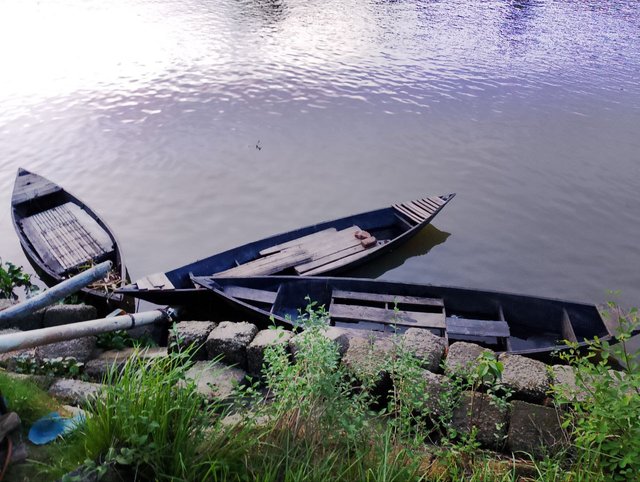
[0,0,639,311]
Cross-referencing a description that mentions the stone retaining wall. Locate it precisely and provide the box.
[2,317,583,459]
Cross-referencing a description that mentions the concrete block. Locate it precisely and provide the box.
[205,321,258,369]
[499,354,550,403]
[402,328,446,372]
[168,321,217,360]
[183,361,247,401]
[247,328,294,375]
[445,342,495,377]
[451,391,509,450]
[507,400,567,457]
[48,379,102,405]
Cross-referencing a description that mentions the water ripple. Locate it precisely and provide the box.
[0,0,639,305]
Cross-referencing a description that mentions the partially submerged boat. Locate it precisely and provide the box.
[11,168,133,312]
[119,194,455,305]
[191,275,612,358]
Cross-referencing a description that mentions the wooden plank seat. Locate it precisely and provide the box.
[223,286,277,305]
[259,228,338,256]
[301,245,384,275]
[446,317,510,341]
[329,289,446,333]
[293,226,378,275]
[213,247,312,277]
[330,304,446,332]
[393,196,444,226]
[12,172,62,205]
[215,226,378,277]
[20,202,113,274]
[332,290,444,308]
[136,272,175,290]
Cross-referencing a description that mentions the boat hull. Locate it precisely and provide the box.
[119,194,455,304]
[191,275,612,360]
[11,168,134,314]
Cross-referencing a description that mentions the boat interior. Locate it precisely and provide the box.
[12,171,115,277]
[200,277,608,353]
[136,195,449,291]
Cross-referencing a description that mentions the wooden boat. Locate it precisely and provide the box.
[11,168,134,313]
[118,193,455,305]
[190,275,613,359]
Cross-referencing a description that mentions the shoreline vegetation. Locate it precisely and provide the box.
[1,262,639,481]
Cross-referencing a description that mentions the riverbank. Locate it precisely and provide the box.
[1,301,638,481]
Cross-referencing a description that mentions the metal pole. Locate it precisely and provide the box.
[0,307,179,354]
[0,261,113,325]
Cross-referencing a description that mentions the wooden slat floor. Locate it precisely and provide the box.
[21,202,113,273]
[393,196,444,225]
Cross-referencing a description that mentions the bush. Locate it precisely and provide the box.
[0,258,38,299]
[552,305,640,480]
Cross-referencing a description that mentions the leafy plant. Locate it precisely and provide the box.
[15,356,85,379]
[260,300,374,445]
[0,258,38,299]
[551,304,640,480]
[96,330,156,351]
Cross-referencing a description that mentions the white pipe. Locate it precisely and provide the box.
[0,261,112,325]
[0,307,179,354]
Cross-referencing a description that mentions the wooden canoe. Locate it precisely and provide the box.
[119,194,455,305]
[190,275,613,359]
[11,168,134,313]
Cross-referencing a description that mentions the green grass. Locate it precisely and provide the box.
[0,371,60,425]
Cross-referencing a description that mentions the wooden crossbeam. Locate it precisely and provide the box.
[213,248,312,277]
[330,303,446,330]
[223,286,277,305]
[12,173,62,204]
[259,228,338,256]
[332,290,444,307]
[301,248,376,276]
[445,318,510,338]
[295,244,366,274]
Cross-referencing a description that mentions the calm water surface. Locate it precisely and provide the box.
[1,0,639,309]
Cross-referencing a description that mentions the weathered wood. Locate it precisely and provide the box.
[446,317,510,338]
[295,244,366,274]
[214,248,312,277]
[223,286,277,305]
[561,309,577,342]
[136,272,175,290]
[406,201,434,219]
[393,204,423,224]
[21,203,112,273]
[302,247,379,276]
[259,228,338,256]
[420,198,440,212]
[428,196,445,206]
[12,171,62,204]
[413,199,437,214]
[332,290,444,307]
[330,303,446,330]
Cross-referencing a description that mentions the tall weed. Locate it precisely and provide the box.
[552,304,640,480]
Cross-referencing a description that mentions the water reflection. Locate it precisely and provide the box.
[500,0,538,41]
[346,226,451,279]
